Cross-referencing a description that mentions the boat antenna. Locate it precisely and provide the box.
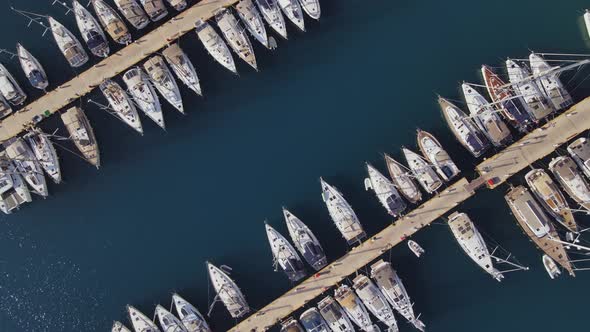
[51,1,74,15]
[10,7,50,36]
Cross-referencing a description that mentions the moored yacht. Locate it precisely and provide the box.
[254,0,288,39]
[448,212,504,281]
[16,43,48,90]
[114,0,149,30]
[236,0,270,48]
[277,0,305,31]
[505,59,554,121]
[139,0,168,21]
[300,308,330,332]
[143,55,183,113]
[504,186,574,276]
[353,274,398,331]
[60,106,100,168]
[0,152,32,214]
[155,305,188,332]
[216,9,258,70]
[283,208,327,271]
[165,0,187,11]
[438,97,489,157]
[370,260,424,331]
[298,0,320,20]
[72,0,110,58]
[127,306,161,332]
[265,223,307,281]
[320,178,366,244]
[334,285,376,332]
[24,129,61,184]
[0,94,12,119]
[525,169,578,233]
[99,79,143,134]
[462,83,512,147]
[549,156,590,211]
[383,154,422,204]
[567,137,590,179]
[317,296,355,332]
[364,163,406,217]
[402,147,442,194]
[195,20,237,74]
[416,129,460,182]
[48,16,89,67]
[92,0,132,45]
[172,293,211,332]
[4,138,48,197]
[123,67,165,129]
[207,262,250,318]
[112,321,132,332]
[0,64,26,105]
[162,44,201,96]
[529,53,573,111]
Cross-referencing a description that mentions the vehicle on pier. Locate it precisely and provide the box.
[73,0,110,58]
[277,0,305,31]
[265,223,307,282]
[529,53,573,111]
[172,293,211,332]
[254,0,288,39]
[162,43,201,96]
[416,129,460,182]
[438,97,489,158]
[143,55,184,113]
[155,305,188,332]
[236,0,270,48]
[353,274,398,331]
[402,147,442,194]
[139,0,168,21]
[364,163,406,217]
[111,321,132,332]
[216,9,258,70]
[24,129,61,184]
[283,208,327,271]
[207,262,250,318]
[543,254,561,279]
[505,59,554,121]
[123,67,165,129]
[16,43,48,90]
[92,0,132,45]
[0,64,26,105]
[383,154,422,204]
[127,306,161,332]
[299,0,321,20]
[49,16,89,67]
[462,83,512,147]
[60,106,100,168]
[195,20,237,74]
[335,285,376,332]
[300,308,330,332]
[320,178,366,244]
[99,79,143,135]
[0,152,31,214]
[549,156,590,211]
[165,0,187,11]
[4,138,48,197]
[317,296,355,332]
[114,0,149,30]
[567,137,590,179]
[281,317,305,332]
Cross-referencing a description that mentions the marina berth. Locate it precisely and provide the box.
[281,317,305,332]
[525,169,578,233]
[334,285,376,332]
[416,129,460,182]
[4,137,48,197]
[172,293,212,332]
[114,0,150,30]
[402,147,442,194]
[383,154,422,204]
[353,274,398,331]
[254,0,288,39]
[283,208,328,271]
[461,83,512,147]
[438,97,490,157]
[112,321,132,332]
[155,305,188,332]
[277,0,305,32]
[60,106,100,168]
[194,20,237,74]
[48,16,89,67]
[139,0,168,22]
[92,0,132,45]
[504,186,574,276]
[143,55,184,113]
[236,0,270,48]
[162,44,202,96]
[216,9,258,70]
[265,223,307,282]
[567,137,590,179]
[0,64,26,106]
[0,94,12,119]
[99,79,144,134]
[549,156,590,211]
[165,0,188,11]
[24,129,61,184]
[364,162,407,217]
[320,177,366,244]
[317,296,355,332]
[370,260,424,331]
[16,43,48,90]
[299,308,330,332]
[298,0,321,20]
[127,306,161,332]
[505,59,554,121]
[123,67,165,129]
[72,0,110,58]
[0,152,31,214]
[207,262,250,318]
[447,212,504,281]
[529,52,573,111]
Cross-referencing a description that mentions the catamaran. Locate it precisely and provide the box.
[0,152,31,214]
[143,55,183,113]
[4,138,48,197]
[281,318,305,332]
[317,296,355,332]
[567,137,590,180]
[113,0,149,29]
[0,64,26,105]
[549,156,590,211]
[353,274,398,332]
[529,52,573,111]
[195,20,237,74]
[364,163,406,217]
[320,178,366,244]
[172,293,211,332]
[402,147,442,194]
[299,0,321,20]
[283,208,327,271]
[155,305,188,332]
[300,308,330,332]
[99,79,143,134]
[277,0,305,31]
[162,44,201,96]
[438,97,489,157]
[462,83,512,147]
[216,9,258,70]
[334,285,377,332]
[92,0,132,45]
[48,16,89,67]
[254,0,288,39]
[16,43,48,90]
[111,321,132,332]
[72,0,110,58]
[24,129,61,184]
[505,59,554,121]
[416,129,460,182]
[207,262,250,318]
[236,0,270,48]
[265,223,307,281]
[139,0,168,21]
[370,260,424,331]
[165,0,187,11]
[60,106,100,168]
[383,154,422,204]
[127,306,161,332]
[123,67,165,129]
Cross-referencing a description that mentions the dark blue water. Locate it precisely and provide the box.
[2,0,590,331]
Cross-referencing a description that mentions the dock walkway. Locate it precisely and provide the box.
[0,0,238,143]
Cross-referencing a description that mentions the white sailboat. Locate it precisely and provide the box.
[194,20,237,74]
[364,163,406,217]
[317,296,355,332]
[92,0,132,45]
[139,0,168,21]
[353,274,398,332]
[334,285,376,332]
[113,0,149,30]
[99,79,143,134]
[298,0,320,20]
[254,0,288,39]
[127,306,161,332]
[283,208,327,271]
[0,152,32,214]
[236,0,270,48]
[48,16,89,67]
[277,0,305,31]
[216,9,258,70]
[207,262,250,318]
[402,147,442,194]
[112,321,132,332]
[0,64,26,105]
[438,97,489,157]
[4,138,48,197]
[529,53,573,111]
[123,67,165,129]
[143,55,183,113]
[16,43,48,90]
[265,223,307,282]
[383,154,422,204]
[72,0,110,58]
[416,129,460,182]
[155,305,188,332]
[24,129,61,184]
[172,293,211,332]
[505,59,554,121]
[162,43,201,96]
[320,178,366,244]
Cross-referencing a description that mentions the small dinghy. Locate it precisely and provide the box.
[542,254,561,279]
[407,240,424,257]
